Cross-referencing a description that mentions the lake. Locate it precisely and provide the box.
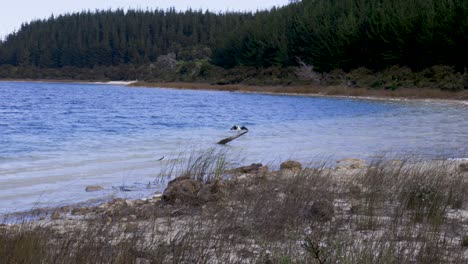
[1,81,467,214]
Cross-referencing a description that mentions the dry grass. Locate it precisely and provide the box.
[129,64,468,100]
[1,153,468,263]
[131,81,468,101]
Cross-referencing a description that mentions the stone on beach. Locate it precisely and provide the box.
[85,185,104,192]
[71,207,90,216]
[162,176,224,205]
[162,177,203,204]
[280,160,302,171]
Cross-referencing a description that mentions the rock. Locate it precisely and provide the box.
[460,163,468,172]
[71,207,90,216]
[162,175,226,205]
[51,210,60,220]
[168,175,191,184]
[226,163,263,174]
[162,177,203,204]
[337,158,366,169]
[280,160,302,171]
[85,185,104,192]
[60,206,70,213]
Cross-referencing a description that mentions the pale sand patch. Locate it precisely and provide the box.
[93,80,138,85]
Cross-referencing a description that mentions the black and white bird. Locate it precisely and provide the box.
[230,125,248,131]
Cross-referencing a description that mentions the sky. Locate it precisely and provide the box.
[0,0,290,39]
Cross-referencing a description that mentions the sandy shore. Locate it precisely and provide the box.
[2,158,468,262]
[0,79,137,86]
[129,81,468,105]
[2,158,466,222]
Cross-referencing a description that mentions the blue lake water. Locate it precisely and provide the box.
[1,81,467,214]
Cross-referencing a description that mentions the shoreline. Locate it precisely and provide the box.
[2,157,468,262]
[1,79,468,104]
[0,79,137,86]
[2,157,467,224]
[129,81,468,105]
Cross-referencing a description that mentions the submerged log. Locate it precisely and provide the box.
[217,131,248,145]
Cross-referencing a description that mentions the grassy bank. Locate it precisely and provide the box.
[2,78,467,101]
[3,62,467,101]
[2,151,468,263]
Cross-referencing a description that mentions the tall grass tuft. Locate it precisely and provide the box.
[158,148,231,182]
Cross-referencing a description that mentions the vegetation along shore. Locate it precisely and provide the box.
[0,0,467,98]
[128,81,468,101]
[2,151,468,263]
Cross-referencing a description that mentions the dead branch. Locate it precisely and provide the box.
[295,57,321,84]
[217,131,248,145]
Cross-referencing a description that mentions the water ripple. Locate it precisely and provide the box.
[0,81,467,213]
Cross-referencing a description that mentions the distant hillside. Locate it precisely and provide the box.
[0,0,466,75]
[0,9,252,68]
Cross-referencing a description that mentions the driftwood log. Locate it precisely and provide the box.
[217,131,248,145]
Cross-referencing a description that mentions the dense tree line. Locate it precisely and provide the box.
[0,9,252,68]
[214,0,467,72]
[0,0,466,74]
